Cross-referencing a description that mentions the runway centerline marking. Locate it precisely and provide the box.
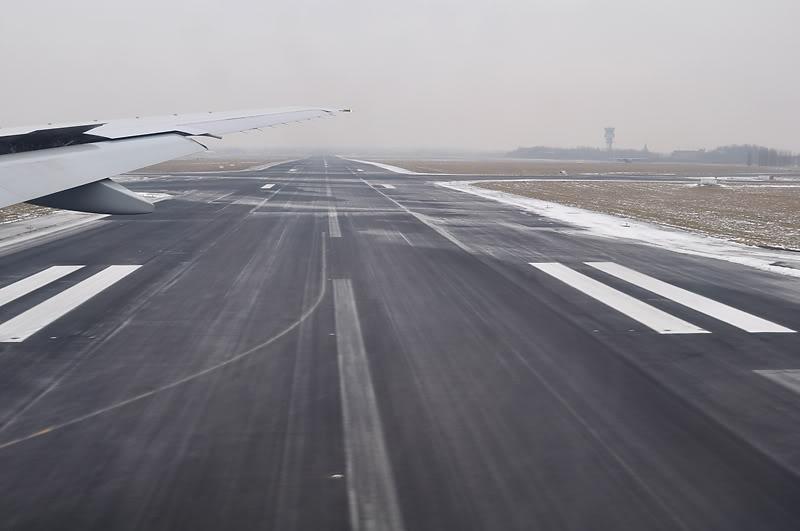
[0,265,141,342]
[587,262,795,333]
[328,208,342,238]
[379,184,395,189]
[754,370,800,395]
[0,266,84,308]
[260,183,275,190]
[531,263,708,334]
[333,279,405,531]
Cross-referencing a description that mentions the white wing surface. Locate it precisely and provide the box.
[0,107,344,214]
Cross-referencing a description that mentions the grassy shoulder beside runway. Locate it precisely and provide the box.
[478,180,800,251]
[0,203,54,224]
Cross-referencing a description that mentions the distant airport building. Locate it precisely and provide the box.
[604,127,615,153]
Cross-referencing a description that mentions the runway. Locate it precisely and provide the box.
[1,156,800,530]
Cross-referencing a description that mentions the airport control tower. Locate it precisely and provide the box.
[604,127,615,153]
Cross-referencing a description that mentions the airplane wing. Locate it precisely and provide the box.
[0,107,347,215]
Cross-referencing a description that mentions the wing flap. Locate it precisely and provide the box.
[0,134,203,209]
[29,178,155,215]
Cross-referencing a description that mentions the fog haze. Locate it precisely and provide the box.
[2,0,798,153]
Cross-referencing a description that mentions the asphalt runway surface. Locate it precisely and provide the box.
[1,157,800,530]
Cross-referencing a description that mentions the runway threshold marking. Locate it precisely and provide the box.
[0,265,141,342]
[754,370,800,395]
[328,208,342,238]
[0,238,329,450]
[588,262,795,333]
[333,279,405,531]
[260,183,275,190]
[0,266,83,308]
[530,263,708,334]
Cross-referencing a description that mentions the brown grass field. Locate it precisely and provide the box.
[478,180,800,250]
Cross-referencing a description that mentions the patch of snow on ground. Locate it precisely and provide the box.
[337,157,421,174]
[438,180,800,278]
[0,211,106,251]
[139,192,173,202]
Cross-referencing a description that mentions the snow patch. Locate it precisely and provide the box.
[337,157,420,174]
[438,180,800,278]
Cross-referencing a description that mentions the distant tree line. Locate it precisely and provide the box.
[694,144,796,167]
[507,145,651,161]
[508,144,799,167]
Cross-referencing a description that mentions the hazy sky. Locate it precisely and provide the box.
[2,0,799,153]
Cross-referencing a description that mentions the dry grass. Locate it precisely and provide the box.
[478,181,800,250]
[0,203,55,225]
[377,159,792,177]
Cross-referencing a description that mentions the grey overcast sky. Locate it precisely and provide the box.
[2,0,798,153]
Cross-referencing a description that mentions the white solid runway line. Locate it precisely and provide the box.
[588,262,795,333]
[530,263,709,334]
[0,266,83,308]
[0,265,141,342]
[333,279,405,531]
[328,208,342,238]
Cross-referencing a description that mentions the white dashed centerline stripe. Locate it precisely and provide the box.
[754,370,800,395]
[260,183,275,190]
[380,184,396,189]
[333,279,405,531]
[329,208,342,238]
[587,262,795,333]
[530,263,708,334]
[0,266,84,308]
[0,265,141,342]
